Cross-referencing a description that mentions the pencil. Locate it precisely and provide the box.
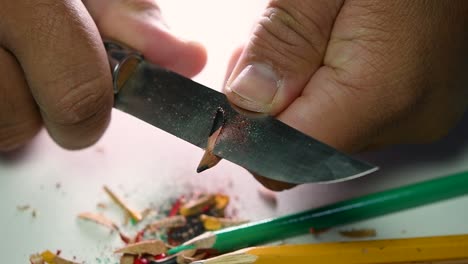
[168,170,468,255]
[192,234,468,264]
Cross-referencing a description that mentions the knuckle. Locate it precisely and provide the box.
[250,1,332,72]
[46,73,112,127]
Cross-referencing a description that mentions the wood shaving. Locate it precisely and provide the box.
[140,208,157,220]
[96,203,108,209]
[339,228,377,238]
[200,215,248,231]
[176,249,207,264]
[114,240,167,255]
[32,209,38,218]
[17,205,31,211]
[29,253,44,264]
[103,185,142,222]
[78,212,119,231]
[214,194,230,211]
[179,195,216,216]
[146,215,187,232]
[119,254,135,264]
[31,251,80,264]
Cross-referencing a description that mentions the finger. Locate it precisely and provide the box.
[276,0,466,152]
[0,48,41,152]
[1,0,113,149]
[223,0,344,114]
[223,46,244,85]
[85,0,207,78]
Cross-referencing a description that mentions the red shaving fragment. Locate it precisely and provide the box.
[169,198,183,217]
[153,253,166,260]
[120,233,131,244]
[133,258,148,264]
[134,230,145,243]
[309,227,330,236]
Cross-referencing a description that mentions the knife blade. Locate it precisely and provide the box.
[105,41,377,184]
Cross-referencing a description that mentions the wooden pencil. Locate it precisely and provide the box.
[168,170,468,255]
[192,234,468,264]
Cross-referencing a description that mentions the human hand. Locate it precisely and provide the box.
[224,0,468,190]
[0,0,206,151]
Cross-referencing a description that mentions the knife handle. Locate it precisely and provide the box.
[104,40,143,94]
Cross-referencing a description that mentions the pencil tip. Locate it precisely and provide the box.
[197,165,209,173]
[197,150,222,173]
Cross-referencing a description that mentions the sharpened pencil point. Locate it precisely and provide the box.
[197,164,209,173]
[197,108,224,173]
[197,150,222,173]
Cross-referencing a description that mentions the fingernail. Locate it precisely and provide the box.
[227,64,280,112]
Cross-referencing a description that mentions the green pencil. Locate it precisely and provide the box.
[168,170,468,255]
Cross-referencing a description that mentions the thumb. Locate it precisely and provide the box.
[224,0,343,114]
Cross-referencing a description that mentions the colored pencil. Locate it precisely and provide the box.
[168,170,468,255]
[192,234,468,264]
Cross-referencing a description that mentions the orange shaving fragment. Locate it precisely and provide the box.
[103,185,142,222]
[78,212,119,231]
[179,195,216,216]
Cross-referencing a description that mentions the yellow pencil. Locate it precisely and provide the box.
[192,234,468,264]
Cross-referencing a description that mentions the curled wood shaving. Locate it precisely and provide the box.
[214,194,230,211]
[31,251,80,264]
[179,195,216,216]
[339,228,377,238]
[29,253,44,264]
[78,212,119,231]
[103,185,142,222]
[146,215,187,232]
[115,240,167,255]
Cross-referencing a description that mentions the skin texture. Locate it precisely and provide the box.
[1,0,467,191]
[0,0,206,151]
[224,0,468,190]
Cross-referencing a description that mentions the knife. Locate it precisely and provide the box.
[105,41,378,184]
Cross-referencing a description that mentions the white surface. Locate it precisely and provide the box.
[1,1,468,262]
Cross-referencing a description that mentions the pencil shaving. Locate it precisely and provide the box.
[119,254,134,264]
[180,195,216,216]
[200,215,248,231]
[339,228,377,238]
[29,254,44,264]
[37,250,80,264]
[103,185,142,222]
[114,240,167,255]
[146,215,187,232]
[78,212,119,231]
[177,249,206,264]
[17,204,31,211]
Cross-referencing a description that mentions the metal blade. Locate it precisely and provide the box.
[114,61,377,184]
